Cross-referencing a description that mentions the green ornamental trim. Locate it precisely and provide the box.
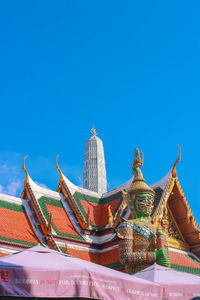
[0,236,37,247]
[105,261,124,270]
[73,191,122,205]
[0,200,25,213]
[0,200,38,246]
[73,191,123,230]
[171,264,200,274]
[59,246,68,253]
[38,196,84,241]
[73,192,100,204]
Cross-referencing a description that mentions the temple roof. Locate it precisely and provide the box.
[169,248,200,274]
[0,149,199,275]
[0,193,39,252]
[62,173,100,198]
[73,190,123,230]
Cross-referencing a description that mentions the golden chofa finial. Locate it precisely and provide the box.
[47,213,52,234]
[86,207,90,228]
[108,205,114,228]
[64,243,68,255]
[23,155,29,185]
[91,125,97,136]
[56,155,64,182]
[172,145,181,178]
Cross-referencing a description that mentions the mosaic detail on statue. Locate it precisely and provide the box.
[119,222,154,241]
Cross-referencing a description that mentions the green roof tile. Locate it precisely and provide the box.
[38,196,84,241]
[105,261,124,270]
[0,200,25,213]
[171,264,200,274]
[0,236,37,247]
[73,191,123,230]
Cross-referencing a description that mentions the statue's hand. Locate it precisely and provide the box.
[156,249,170,267]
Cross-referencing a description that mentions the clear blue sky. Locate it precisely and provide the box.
[0,1,200,222]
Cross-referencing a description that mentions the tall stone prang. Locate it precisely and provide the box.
[83,127,107,195]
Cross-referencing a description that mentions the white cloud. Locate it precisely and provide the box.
[6,181,22,196]
[0,152,24,197]
[0,163,17,174]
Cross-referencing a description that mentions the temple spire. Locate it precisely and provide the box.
[91,125,97,136]
[83,127,107,195]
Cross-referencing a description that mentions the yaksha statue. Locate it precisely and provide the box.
[117,148,170,274]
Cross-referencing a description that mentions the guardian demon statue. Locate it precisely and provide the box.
[117,148,170,274]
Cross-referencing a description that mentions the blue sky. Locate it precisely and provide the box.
[0,1,200,222]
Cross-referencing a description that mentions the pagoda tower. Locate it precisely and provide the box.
[83,127,107,195]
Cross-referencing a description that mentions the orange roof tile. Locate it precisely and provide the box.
[67,247,120,267]
[0,207,39,244]
[46,204,79,236]
[67,248,100,264]
[169,250,200,269]
[100,248,120,266]
[79,198,121,228]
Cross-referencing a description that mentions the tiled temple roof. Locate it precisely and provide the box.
[0,157,199,276]
[38,196,84,241]
[169,248,200,274]
[73,191,123,230]
[58,244,121,268]
[0,193,39,250]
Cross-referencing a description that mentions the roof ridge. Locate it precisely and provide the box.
[28,177,61,200]
[0,193,23,204]
[62,174,100,198]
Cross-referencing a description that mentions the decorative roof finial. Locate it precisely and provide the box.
[86,207,90,228]
[91,125,97,136]
[172,145,181,178]
[23,155,29,185]
[56,155,64,182]
[132,148,144,170]
[47,213,52,234]
[64,243,68,255]
[131,148,144,180]
[108,205,114,228]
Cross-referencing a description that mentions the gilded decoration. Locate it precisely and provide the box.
[56,155,64,183]
[116,148,170,274]
[152,146,181,226]
[22,155,29,185]
[159,206,189,251]
[167,208,184,241]
[172,145,181,178]
[108,197,127,228]
[56,156,90,230]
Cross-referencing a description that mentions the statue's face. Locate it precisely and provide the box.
[133,193,154,216]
